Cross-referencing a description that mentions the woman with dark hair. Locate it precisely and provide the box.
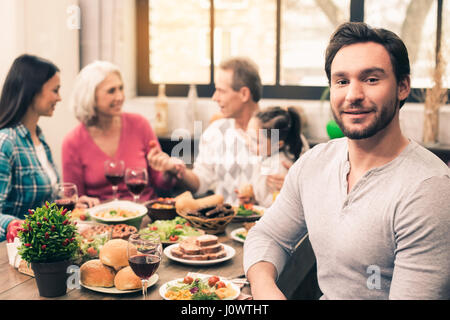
[0,54,97,242]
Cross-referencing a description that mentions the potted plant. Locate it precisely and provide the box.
[18,202,80,297]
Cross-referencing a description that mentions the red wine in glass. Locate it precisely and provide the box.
[128,254,160,280]
[105,173,124,186]
[104,160,125,200]
[125,167,148,202]
[55,183,78,212]
[128,233,161,299]
[54,198,76,211]
[126,178,147,195]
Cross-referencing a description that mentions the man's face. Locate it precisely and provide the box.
[212,68,245,119]
[329,42,410,140]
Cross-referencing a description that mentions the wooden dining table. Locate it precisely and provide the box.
[0,221,251,300]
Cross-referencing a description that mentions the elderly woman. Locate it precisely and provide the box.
[0,54,97,242]
[62,60,176,202]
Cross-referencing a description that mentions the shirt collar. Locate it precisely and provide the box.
[16,123,43,139]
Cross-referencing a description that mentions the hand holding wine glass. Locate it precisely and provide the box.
[104,159,125,200]
[125,167,148,203]
[54,182,78,212]
[127,233,162,299]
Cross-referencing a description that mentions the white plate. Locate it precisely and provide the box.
[80,273,159,294]
[159,276,240,300]
[87,200,147,223]
[164,243,235,266]
[230,227,247,243]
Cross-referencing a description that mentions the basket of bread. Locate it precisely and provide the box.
[175,192,236,234]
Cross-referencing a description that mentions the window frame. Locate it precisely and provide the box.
[136,0,448,103]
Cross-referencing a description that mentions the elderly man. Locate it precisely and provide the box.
[148,57,287,204]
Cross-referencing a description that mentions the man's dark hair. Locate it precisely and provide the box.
[325,22,410,107]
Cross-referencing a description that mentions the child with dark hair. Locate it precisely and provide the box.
[237,106,309,207]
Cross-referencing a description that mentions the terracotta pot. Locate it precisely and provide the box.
[31,260,71,297]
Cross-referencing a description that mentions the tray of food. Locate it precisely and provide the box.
[160,274,240,300]
[79,238,158,294]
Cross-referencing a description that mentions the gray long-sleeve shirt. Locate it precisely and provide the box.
[243,138,450,299]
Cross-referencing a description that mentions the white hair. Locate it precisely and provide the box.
[69,60,122,124]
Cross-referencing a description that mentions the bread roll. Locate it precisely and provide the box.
[100,239,137,271]
[238,184,255,199]
[176,194,224,215]
[196,194,224,208]
[80,259,115,287]
[114,266,142,290]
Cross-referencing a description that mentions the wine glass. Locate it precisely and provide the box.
[125,167,148,203]
[127,233,162,300]
[54,182,78,212]
[104,159,125,200]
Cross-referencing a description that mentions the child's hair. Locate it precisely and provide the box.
[253,106,303,160]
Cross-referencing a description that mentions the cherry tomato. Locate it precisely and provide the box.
[183,276,194,284]
[87,247,98,257]
[169,235,179,242]
[215,281,226,289]
[79,214,87,221]
[175,224,183,229]
[150,226,158,231]
[208,276,220,287]
[185,222,191,227]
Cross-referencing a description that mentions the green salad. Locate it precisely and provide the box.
[76,233,110,263]
[140,217,203,242]
[236,204,262,217]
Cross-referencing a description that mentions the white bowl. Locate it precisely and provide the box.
[87,200,147,228]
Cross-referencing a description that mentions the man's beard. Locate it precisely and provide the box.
[332,98,398,140]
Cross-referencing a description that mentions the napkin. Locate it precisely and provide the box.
[6,237,22,268]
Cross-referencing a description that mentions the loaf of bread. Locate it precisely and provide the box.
[114,266,142,290]
[80,259,115,287]
[100,239,137,271]
[175,194,224,215]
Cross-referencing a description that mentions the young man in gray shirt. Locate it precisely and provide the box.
[244,22,450,300]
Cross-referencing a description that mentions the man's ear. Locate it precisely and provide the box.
[397,75,411,102]
[239,86,252,103]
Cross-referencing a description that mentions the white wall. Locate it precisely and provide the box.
[0,0,80,175]
[1,0,448,180]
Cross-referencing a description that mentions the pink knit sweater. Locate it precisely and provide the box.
[62,113,173,202]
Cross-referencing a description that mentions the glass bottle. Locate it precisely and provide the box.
[154,84,169,136]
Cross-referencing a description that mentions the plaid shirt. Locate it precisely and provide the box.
[0,124,59,241]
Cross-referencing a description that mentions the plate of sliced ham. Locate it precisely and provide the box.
[163,235,235,265]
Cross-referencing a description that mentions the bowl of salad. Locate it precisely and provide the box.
[139,216,204,245]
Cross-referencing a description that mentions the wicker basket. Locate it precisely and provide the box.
[177,207,237,234]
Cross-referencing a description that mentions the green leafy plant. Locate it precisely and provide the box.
[18,202,80,263]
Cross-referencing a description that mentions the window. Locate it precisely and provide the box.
[136,0,449,100]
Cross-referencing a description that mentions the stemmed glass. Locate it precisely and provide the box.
[127,233,162,300]
[104,159,125,200]
[54,183,78,212]
[125,167,148,203]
